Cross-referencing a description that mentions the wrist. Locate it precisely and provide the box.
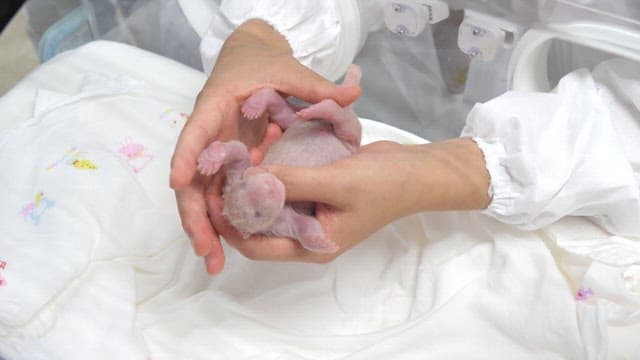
[233,19,293,54]
[412,138,490,212]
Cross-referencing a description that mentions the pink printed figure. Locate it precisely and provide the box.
[0,260,6,287]
[197,65,362,253]
[118,138,154,173]
[576,287,595,301]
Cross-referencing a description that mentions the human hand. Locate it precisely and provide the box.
[170,19,361,274]
[207,138,491,264]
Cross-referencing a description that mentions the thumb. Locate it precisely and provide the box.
[266,165,346,206]
[275,61,361,107]
[330,84,362,108]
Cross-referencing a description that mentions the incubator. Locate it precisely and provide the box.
[24,0,640,139]
[2,1,640,359]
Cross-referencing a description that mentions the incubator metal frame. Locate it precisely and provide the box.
[383,0,640,91]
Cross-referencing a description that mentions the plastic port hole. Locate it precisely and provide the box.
[504,31,515,46]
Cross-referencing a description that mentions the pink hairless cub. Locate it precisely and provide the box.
[197,65,362,253]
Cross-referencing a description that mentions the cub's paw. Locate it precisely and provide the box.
[196,141,227,176]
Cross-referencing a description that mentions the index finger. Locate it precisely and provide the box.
[266,165,348,207]
[175,181,219,257]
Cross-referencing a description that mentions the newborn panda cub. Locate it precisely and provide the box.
[197,65,362,253]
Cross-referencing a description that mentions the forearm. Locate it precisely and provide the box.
[227,19,292,55]
[210,19,293,85]
[200,19,295,107]
[411,138,491,212]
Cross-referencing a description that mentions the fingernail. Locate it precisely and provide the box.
[205,254,222,274]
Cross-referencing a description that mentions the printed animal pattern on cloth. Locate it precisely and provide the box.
[19,191,55,225]
[576,287,595,301]
[159,108,189,128]
[0,260,6,287]
[46,147,98,172]
[117,137,155,173]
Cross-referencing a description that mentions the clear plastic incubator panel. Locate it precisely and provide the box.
[23,0,640,139]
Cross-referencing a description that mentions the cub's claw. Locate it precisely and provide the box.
[241,105,262,121]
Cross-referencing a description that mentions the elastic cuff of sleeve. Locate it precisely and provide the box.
[472,137,522,220]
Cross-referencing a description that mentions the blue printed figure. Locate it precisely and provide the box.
[20,191,55,225]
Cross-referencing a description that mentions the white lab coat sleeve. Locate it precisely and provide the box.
[461,68,640,236]
[199,0,384,81]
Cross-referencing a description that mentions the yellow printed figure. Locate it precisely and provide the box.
[72,159,98,170]
[47,147,97,172]
[160,108,189,128]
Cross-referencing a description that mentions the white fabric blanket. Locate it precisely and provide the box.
[0,41,639,359]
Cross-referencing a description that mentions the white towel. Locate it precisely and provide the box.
[0,74,189,358]
[1,70,639,360]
